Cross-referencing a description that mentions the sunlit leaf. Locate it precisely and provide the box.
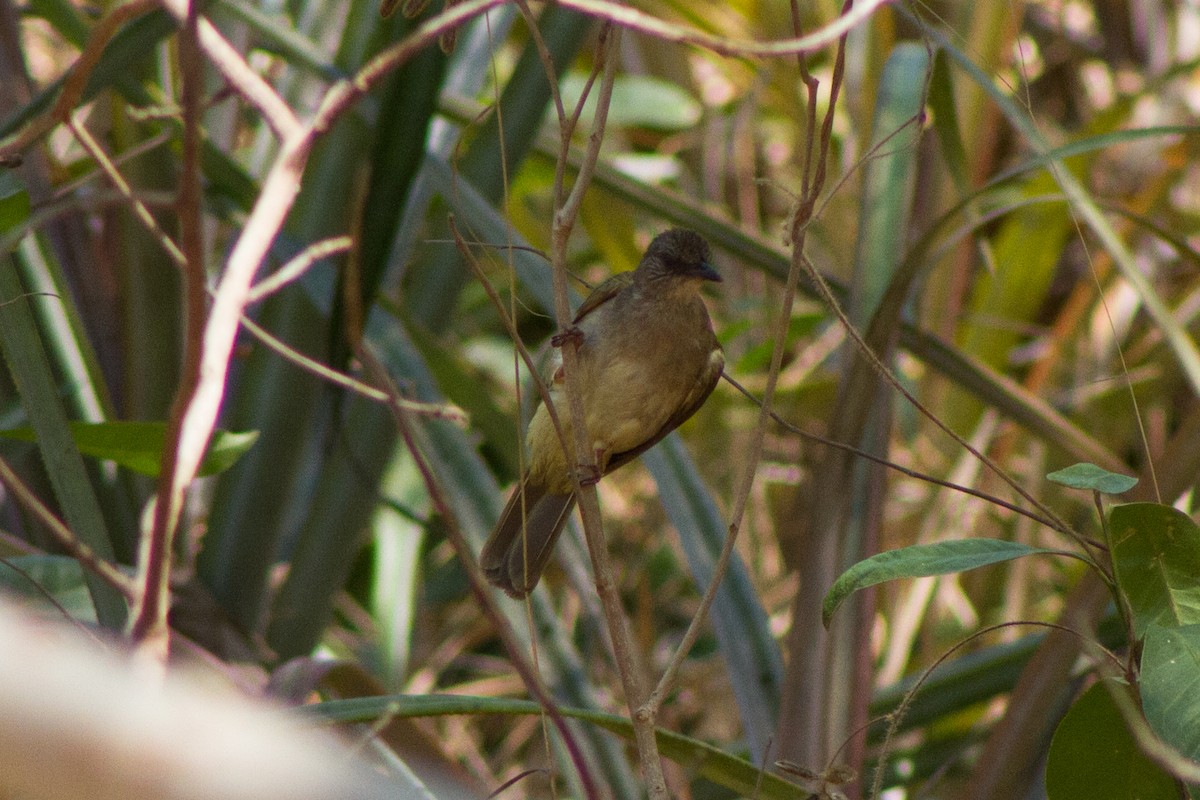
[824,539,1058,626]
[1047,463,1138,494]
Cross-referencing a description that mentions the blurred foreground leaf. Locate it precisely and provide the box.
[303,693,808,800]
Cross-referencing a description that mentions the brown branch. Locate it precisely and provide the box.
[536,23,675,800]
[308,0,509,136]
[553,0,889,58]
[111,0,508,663]
[129,3,208,664]
[196,18,301,141]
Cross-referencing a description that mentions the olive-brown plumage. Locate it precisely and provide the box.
[481,229,725,598]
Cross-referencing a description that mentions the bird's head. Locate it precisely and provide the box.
[638,229,722,285]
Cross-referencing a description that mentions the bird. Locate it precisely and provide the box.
[481,228,725,598]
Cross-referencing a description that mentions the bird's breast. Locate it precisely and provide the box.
[526,286,718,487]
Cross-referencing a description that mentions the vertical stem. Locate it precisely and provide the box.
[128,1,207,665]
[546,25,671,800]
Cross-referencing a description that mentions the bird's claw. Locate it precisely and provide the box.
[551,325,584,349]
[576,463,601,487]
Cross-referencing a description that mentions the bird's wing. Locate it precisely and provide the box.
[605,345,725,474]
[573,272,634,323]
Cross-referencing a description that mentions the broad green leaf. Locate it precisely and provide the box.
[1141,623,1200,763]
[0,422,258,477]
[1045,678,1180,800]
[1110,503,1200,638]
[301,693,808,800]
[823,540,1057,626]
[1047,463,1138,494]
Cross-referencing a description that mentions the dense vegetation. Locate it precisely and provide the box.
[1,2,1199,799]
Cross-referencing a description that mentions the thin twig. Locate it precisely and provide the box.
[797,230,1084,550]
[113,0,510,661]
[552,0,889,59]
[868,620,1126,800]
[0,456,137,601]
[196,18,301,141]
[66,115,185,267]
[448,219,558,421]
[61,130,438,417]
[718,372,1091,541]
[309,0,509,135]
[238,312,465,421]
[541,23,672,800]
[0,555,111,645]
[50,131,173,202]
[129,5,208,662]
[646,0,852,722]
[246,236,352,304]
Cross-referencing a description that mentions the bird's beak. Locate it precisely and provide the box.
[693,261,722,282]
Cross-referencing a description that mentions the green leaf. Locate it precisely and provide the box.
[1047,463,1138,494]
[300,693,809,800]
[1141,623,1200,763]
[823,539,1057,626]
[1110,503,1200,638]
[1045,678,1180,800]
[0,555,97,623]
[0,172,31,240]
[560,73,701,131]
[0,259,125,627]
[0,422,258,477]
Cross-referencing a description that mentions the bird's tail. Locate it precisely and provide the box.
[481,476,576,598]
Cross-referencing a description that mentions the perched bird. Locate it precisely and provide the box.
[481,228,725,598]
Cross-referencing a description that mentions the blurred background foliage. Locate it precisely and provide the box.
[1,1,1199,798]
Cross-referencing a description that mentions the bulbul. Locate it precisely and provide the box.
[481,228,725,598]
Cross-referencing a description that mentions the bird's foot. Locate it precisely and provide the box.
[551,325,584,349]
[576,463,601,487]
